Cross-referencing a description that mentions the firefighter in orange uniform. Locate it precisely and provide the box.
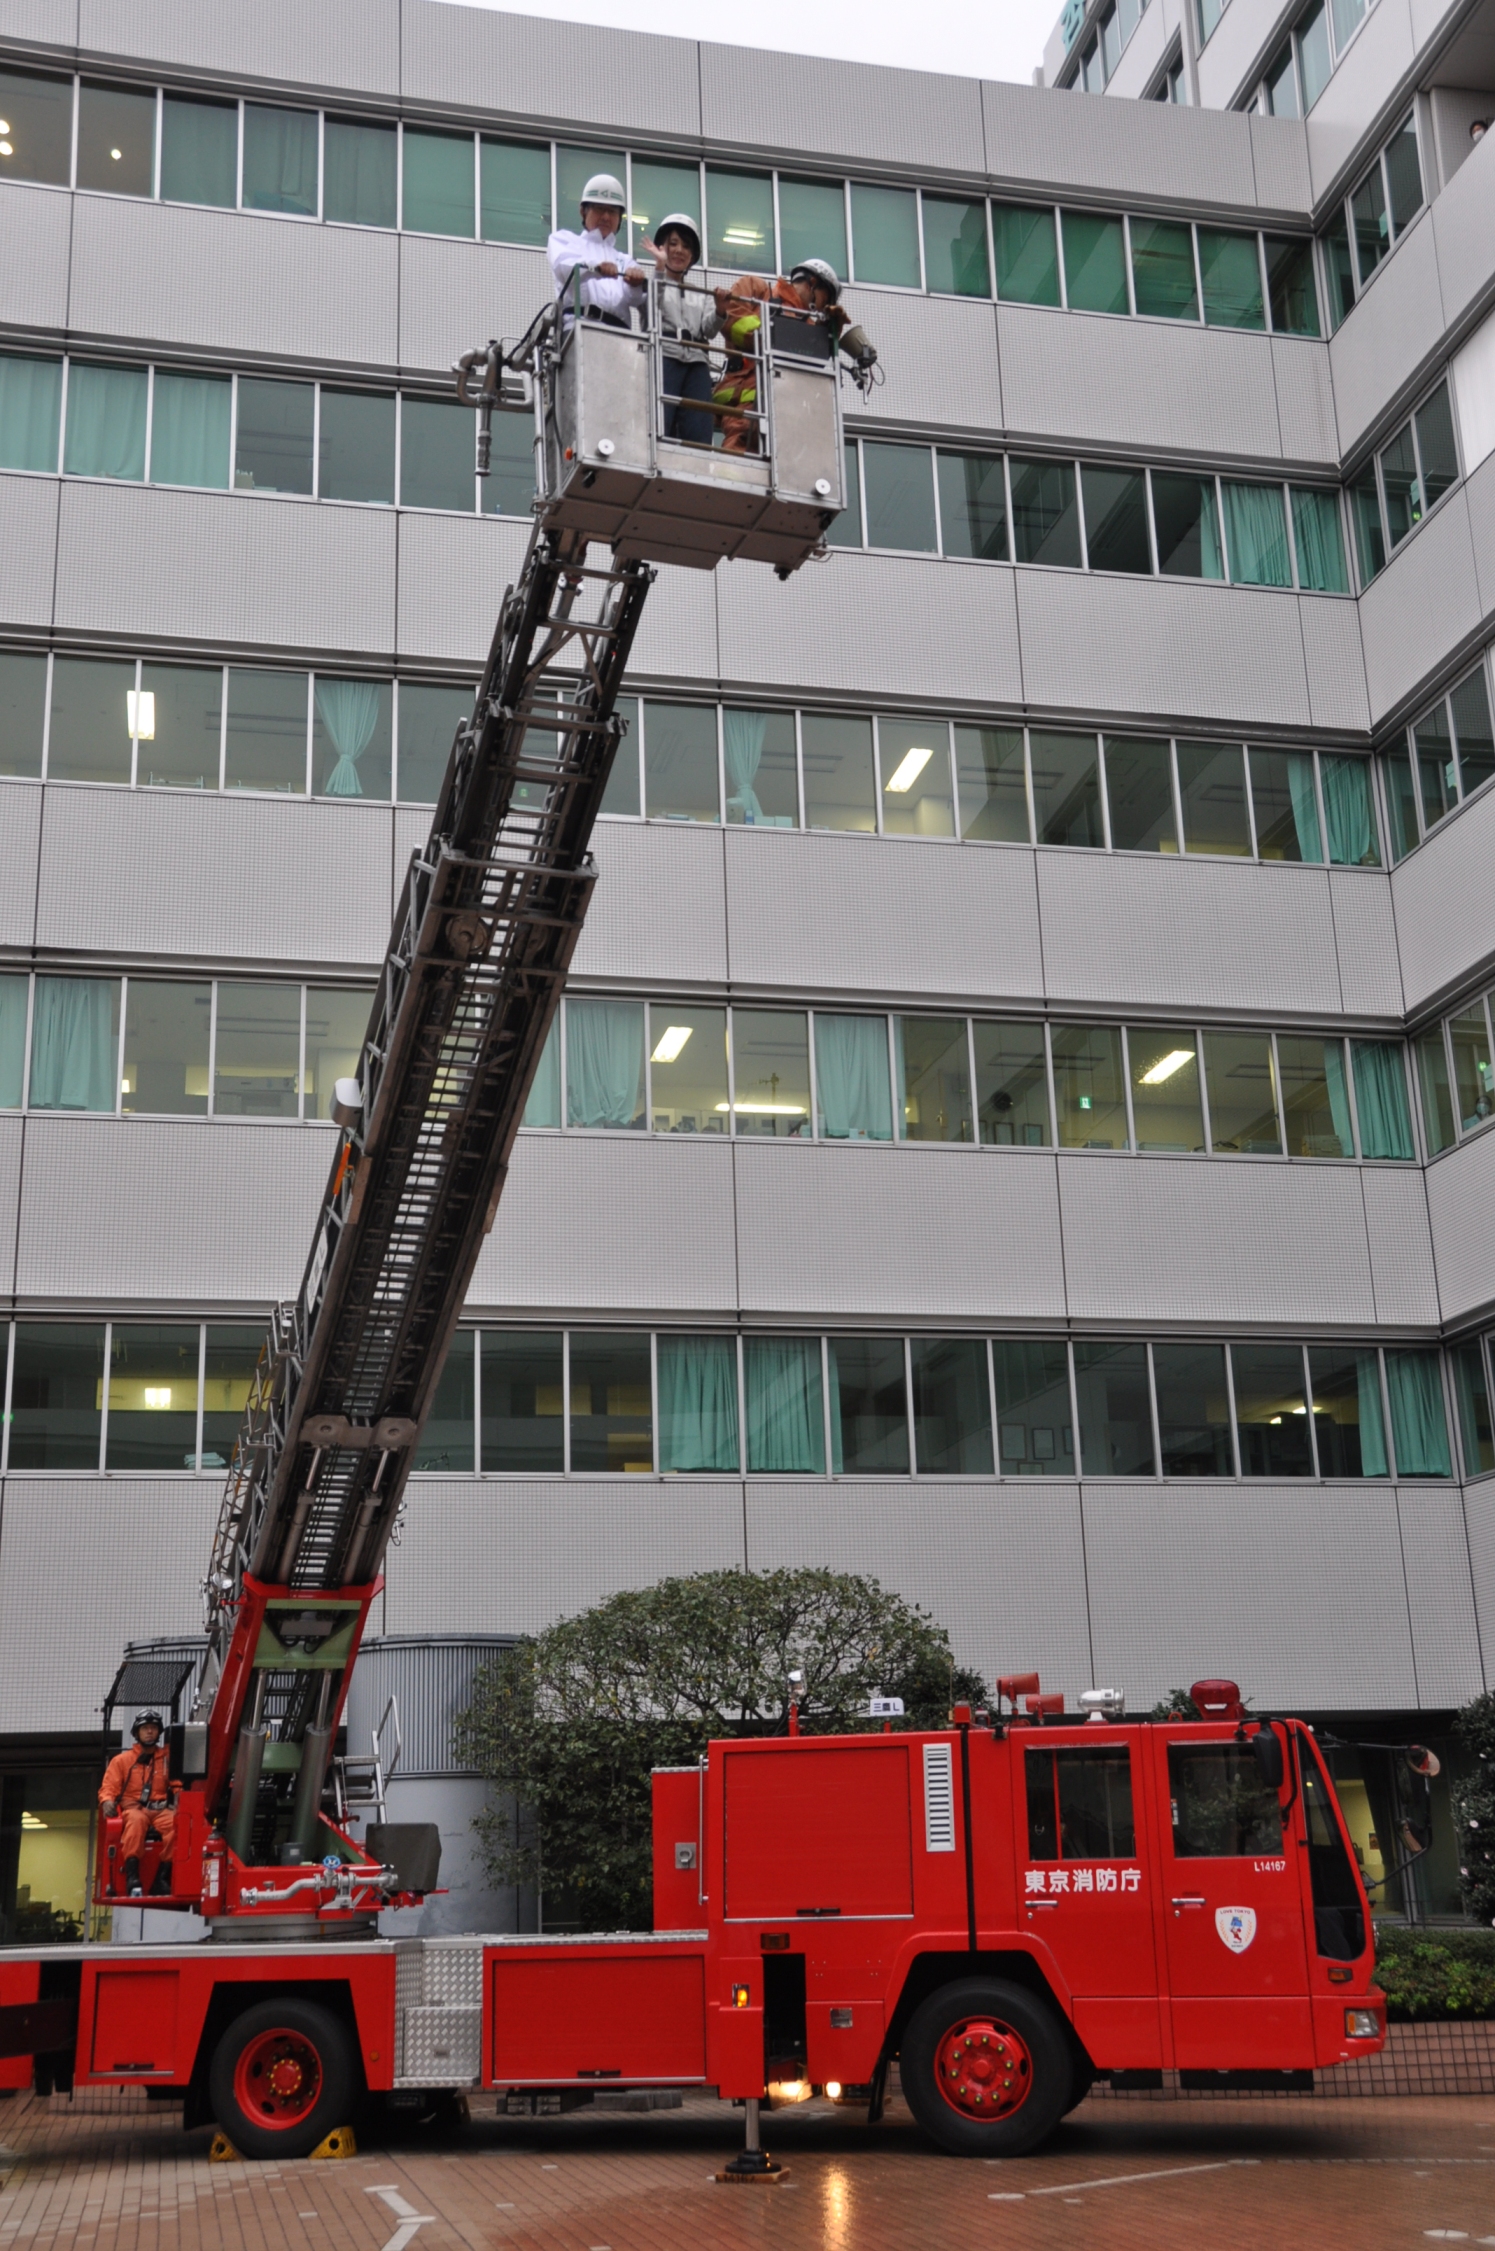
[711,259,877,453]
[100,1712,178,1897]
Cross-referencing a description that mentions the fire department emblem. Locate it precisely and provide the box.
[1216,1906,1257,1953]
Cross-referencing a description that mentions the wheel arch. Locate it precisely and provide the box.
[185,1979,364,2133]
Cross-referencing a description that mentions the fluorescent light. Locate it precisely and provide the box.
[714,1101,806,1115]
[0,143,12,158]
[144,1386,172,1409]
[110,146,123,160]
[1139,1048,1194,1086]
[21,1812,45,1829]
[723,227,763,245]
[884,745,932,793]
[0,121,11,134]
[651,1025,693,1064]
[127,689,155,741]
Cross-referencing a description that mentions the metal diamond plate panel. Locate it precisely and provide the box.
[396,2004,482,2085]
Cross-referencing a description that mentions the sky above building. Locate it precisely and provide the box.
[439,0,1057,83]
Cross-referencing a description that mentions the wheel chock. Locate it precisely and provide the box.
[208,2133,241,2162]
[310,2125,358,2160]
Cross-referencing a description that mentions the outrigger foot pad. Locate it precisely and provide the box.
[717,2150,786,2182]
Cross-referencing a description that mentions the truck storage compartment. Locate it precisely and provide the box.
[488,1948,707,2084]
[723,1743,914,1920]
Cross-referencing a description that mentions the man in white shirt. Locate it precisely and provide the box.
[548,172,647,328]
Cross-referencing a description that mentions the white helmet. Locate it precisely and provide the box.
[652,211,701,263]
[790,256,842,302]
[580,172,626,212]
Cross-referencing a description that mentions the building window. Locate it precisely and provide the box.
[1321,112,1423,328]
[1380,657,1495,859]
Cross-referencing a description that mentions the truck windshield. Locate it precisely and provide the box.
[1026,1745,1135,1859]
[1167,1744,1283,1856]
[1297,1733,1366,1961]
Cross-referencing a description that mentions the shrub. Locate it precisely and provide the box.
[1373,1926,1495,2020]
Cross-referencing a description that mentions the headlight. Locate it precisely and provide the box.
[1345,2007,1381,2038]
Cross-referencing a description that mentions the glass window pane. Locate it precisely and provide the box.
[1349,468,1385,583]
[897,1016,972,1142]
[1412,702,1456,830]
[414,1331,475,1470]
[923,196,989,297]
[731,1009,811,1136]
[1074,1340,1154,1476]
[1151,472,1224,579]
[566,997,645,1130]
[862,441,936,552]
[325,118,397,229]
[1265,46,1300,116]
[400,397,474,512]
[1177,739,1251,856]
[1453,1343,1495,1477]
[1010,458,1082,567]
[1350,159,1389,285]
[1104,736,1176,853]
[879,718,953,838]
[802,712,875,833]
[993,1340,1074,1476]
[1452,669,1495,798]
[161,94,236,206]
[0,351,61,472]
[0,68,72,185]
[9,1324,106,1469]
[829,1336,908,1472]
[1384,113,1423,236]
[201,1323,263,1468]
[47,656,134,784]
[234,376,314,497]
[1414,382,1458,510]
[402,126,475,237]
[303,987,370,1118]
[1053,1024,1127,1149]
[1308,1346,1387,1476]
[482,411,536,520]
[1131,217,1198,320]
[1082,464,1151,573]
[1170,1742,1282,1851]
[479,136,550,245]
[1380,418,1422,548]
[745,1336,824,1472]
[1027,1743,1136,1859]
[555,145,625,225]
[76,82,155,197]
[1290,487,1348,592]
[1351,1039,1414,1159]
[777,176,847,281]
[1265,236,1320,335]
[911,1338,992,1472]
[724,708,797,827]
[225,667,307,794]
[705,167,773,270]
[644,699,717,823]
[815,1013,892,1141]
[122,980,210,1116]
[974,1021,1049,1146]
[649,1003,728,1135]
[1232,1341,1313,1475]
[29,977,119,1111]
[1250,747,1322,862]
[937,451,1008,561]
[1448,1005,1493,1133]
[63,363,146,481]
[1203,1029,1281,1152]
[1414,1030,1455,1153]
[136,663,221,791]
[850,183,920,287]
[0,976,26,1106]
[242,103,317,215]
[956,725,1028,843]
[1153,1342,1233,1474]
[1061,211,1128,314]
[1329,0,1367,54]
[826,441,862,549]
[993,203,1060,306]
[150,371,231,490]
[1030,729,1104,847]
[658,1336,739,1473]
[397,680,472,804]
[1198,228,1264,328]
[628,157,700,251]
[105,1324,201,1471]
[0,650,46,777]
[318,389,395,504]
[523,1019,560,1128]
[1129,1025,1203,1150]
[213,981,300,1117]
[570,1331,653,1472]
[1384,1348,1451,1477]
[481,1331,565,1471]
[1320,754,1380,865]
[1322,208,1356,328]
[1221,480,1291,586]
[1277,1034,1353,1156]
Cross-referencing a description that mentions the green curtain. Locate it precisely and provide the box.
[0,353,62,472]
[815,1014,892,1140]
[150,372,231,488]
[1222,481,1291,586]
[1321,755,1378,865]
[1290,487,1349,592]
[314,679,383,797]
[64,364,147,481]
[565,999,644,1128]
[1323,1040,1354,1155]
[1356,1354,1390,1477]
[0,974,27,1107]
[1384,1349,1452,1477]
[723,709,767,823]
[745,1337,824,1472]
[242,104,318,215]
[522,1020,560,1127]
[1287,752,1323,861]
[658,1336,740,1472]
[29,977,117,1111]
[1351,1041,1414,1158]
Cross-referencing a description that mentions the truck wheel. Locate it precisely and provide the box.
[208,1997,357,2161]
[900,1978,1069,2158]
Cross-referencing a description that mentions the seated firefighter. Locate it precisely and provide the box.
[712,258,877,455]
[547,171,647,330]
[99,1711,179,1897]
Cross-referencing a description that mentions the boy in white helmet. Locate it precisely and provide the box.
[547,172,647,328]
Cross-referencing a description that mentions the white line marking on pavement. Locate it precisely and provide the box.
[990,2158,1258,2202]
[365,2182,437,2251]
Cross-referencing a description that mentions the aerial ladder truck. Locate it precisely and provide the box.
[0,289,1389,2167]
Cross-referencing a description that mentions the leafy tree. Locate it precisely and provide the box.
[1454,1690,1495,1925]
[457,1567,986,1931]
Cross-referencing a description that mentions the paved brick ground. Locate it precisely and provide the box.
[3,2084,1495,2250]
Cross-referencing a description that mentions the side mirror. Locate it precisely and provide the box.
[1252,1726,1285,1793]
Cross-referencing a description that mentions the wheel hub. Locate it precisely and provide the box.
[234,2028,323,2128]
[934,2015,1033,2121]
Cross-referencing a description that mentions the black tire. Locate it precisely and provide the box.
[208,1996,358,2161]
[1061,2056,1096,2116]
[899,1977,1070,2158]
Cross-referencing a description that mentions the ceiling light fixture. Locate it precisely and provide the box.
[650,1025,693,1064]
[714,1101,806,1115]
[110,146,123,160]
[21,1812,45,1829]
[127,689,155,741]
[1139,1048,1194,1085]
[0,143,13,158]
[723,227,763,245]
[884,745,932,793]
[144,1386,172,1408]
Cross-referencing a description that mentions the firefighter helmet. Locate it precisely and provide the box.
[580,173,627,213]
[131,1711,165,1740]
[652,212,701,263]
[790,257,842,302]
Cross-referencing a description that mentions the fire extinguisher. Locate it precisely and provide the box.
[202,1833,225,1910]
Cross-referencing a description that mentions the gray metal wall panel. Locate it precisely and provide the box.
[0,785,41,952]
[69,197,400,369]
[34,787,393,970]
[15,1118,329,1302]
[851,293,1002,437]
[1247,114,1315,215]
[1084,1481,1418,1709]
[1197,0,1276,113]
[717,551,1021,713]
[470,1132,738,1317]
[744,1483,1094,1696]
[1270,340,1340,469]
[699,43,985,174]
[1,183,71,336]
[1465,1481,1495,1694]
[381,1482,745,1638]
[1058,1152,1377,1327]
[397,239,546,378]
[624,563,720,689]
[76,0,400,95]
[1471,450,1495,619]
[1426,1134,1495,1328]
[732,1140,1067,1321]
[1298,594,1370,733]
[54,484,397,658]
[1036,851,1344,1019]
[1360,1161,1442,1327]
[1326,217,1446,462]
[392,806,430,917]
[996,303,1284,464]
[576,821,728,990]
[0,0,77,47]
[1397,1484,1485,1705]
[980,79,1260,208]
[0,475,60,630]
[1304,0,1419,204]
[0,1116,22,1297]
[1326,869,1403,1019]
[1431,128,1495,333]
[0,1481,218,1733]
[722,830,1044,1008]
[396,512,516,669]
[401,0,699,139]
[1360,496,1483,728]
[1014,571,1312,731]
[1390,783,1495,1015]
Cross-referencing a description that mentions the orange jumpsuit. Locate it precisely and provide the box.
[712,277,846,454]
[100,1743,177,1862]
